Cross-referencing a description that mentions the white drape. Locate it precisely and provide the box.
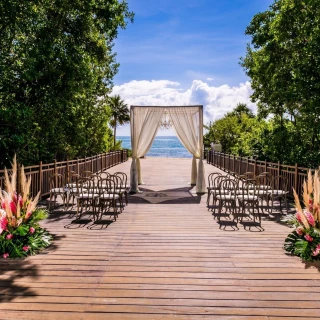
[129,107,165,193]
[129,105,206,194]
[167,106,206,193]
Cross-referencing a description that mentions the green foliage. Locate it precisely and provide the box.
[284,228,320,262]
[0,209,53,258]
[204,103,268,158]
[241,0,320,168]
[0,0,134,167]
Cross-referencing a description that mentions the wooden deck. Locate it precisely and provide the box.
[1,158,320,319]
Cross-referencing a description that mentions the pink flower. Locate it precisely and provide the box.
[6,234,13,240]
[1,202,5,209]
[305,211,315,227]
[0,217,8,234]
[312,248,320,256]
[9,201,16,214]
[22,246,30,252]
[29,227,35,234]
[296,212,302,224]
[304,234,313,242]
[19,195,23,208]
[295,226,304,236]
[312,245,320,256]
[3,253,9,259]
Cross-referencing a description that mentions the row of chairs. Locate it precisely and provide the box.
[206,172,289,227]
[48,171,128,221]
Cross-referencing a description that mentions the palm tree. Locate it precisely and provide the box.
[108,95,130,149]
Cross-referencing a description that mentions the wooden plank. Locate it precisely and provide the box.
[1,158,319,319]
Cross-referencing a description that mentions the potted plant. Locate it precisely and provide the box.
[0,156,52,258]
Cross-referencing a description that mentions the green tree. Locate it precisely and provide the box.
[204,104,266,157]
[241,0,320,167]
[0,0,134,167]
[108,95,130,149]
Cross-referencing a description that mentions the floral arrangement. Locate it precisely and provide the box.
[0,156,52,258]
[284,170,320,261]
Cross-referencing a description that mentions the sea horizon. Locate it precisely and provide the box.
[117,136,192,158]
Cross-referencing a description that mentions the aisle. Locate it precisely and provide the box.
[0,158,319,319]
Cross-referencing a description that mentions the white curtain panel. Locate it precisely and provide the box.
[130,106,165,193]
[168,106,206,193]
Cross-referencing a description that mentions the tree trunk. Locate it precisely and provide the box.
[113,117,117,149]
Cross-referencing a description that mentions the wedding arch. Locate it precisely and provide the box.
[129,105,206,194]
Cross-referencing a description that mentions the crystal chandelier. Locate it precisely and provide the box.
[159,110,172,130]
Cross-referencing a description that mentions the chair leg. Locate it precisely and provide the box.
[76,199,80,219]
[63,193,66,211]
[206,192,210,207]
[49,193,53,211]
[217,201,223,222]
[125,191,128,205]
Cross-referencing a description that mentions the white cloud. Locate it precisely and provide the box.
[206,77,214,81]
[113,79,257,135]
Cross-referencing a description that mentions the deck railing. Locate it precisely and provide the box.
[207,150,310,198]
[0,150,128,198]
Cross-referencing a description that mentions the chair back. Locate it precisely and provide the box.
[256,174,273,189]
[219,178,237,198]
[208,172,221,189]
[98,171,110,180]
[76,177,94,196]
[114,172,127,189]
[99,177,118,201]
[273,175,288,191]
[243,172,255,180]
[81,170,93,178]
[49,174,65,189]
[65,170,76,183]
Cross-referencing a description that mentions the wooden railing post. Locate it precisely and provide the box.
[39,161,43,195]
[265,159,267,172]
[240,156,242,174]
[294,163,298,193]
[91,156,94,172]
[233,154,235,173]
[66,157,69,178]
[54,159,57,187]
[253,157,257,176]
[246,157,249,172]
[278,161,281,176]
[77,158,80,174]
[223,153,225,170]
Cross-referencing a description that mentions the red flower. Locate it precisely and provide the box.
[305,211,315,227]
[9,201,17,214]
[304,234,313,242]
[22,246,30,252]
[3,253,9,259]
[29,227,35,234]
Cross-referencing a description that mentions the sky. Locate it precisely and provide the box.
[112,0,274,136]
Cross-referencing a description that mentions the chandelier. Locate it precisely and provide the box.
[159,110,173,130]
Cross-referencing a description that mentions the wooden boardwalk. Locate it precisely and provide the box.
[1,158,320,319]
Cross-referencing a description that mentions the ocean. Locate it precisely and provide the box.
[117,136,192,158]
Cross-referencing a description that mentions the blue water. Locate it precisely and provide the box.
[117,136,192,158]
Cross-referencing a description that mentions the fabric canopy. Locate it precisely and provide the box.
[129,105,206,194]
